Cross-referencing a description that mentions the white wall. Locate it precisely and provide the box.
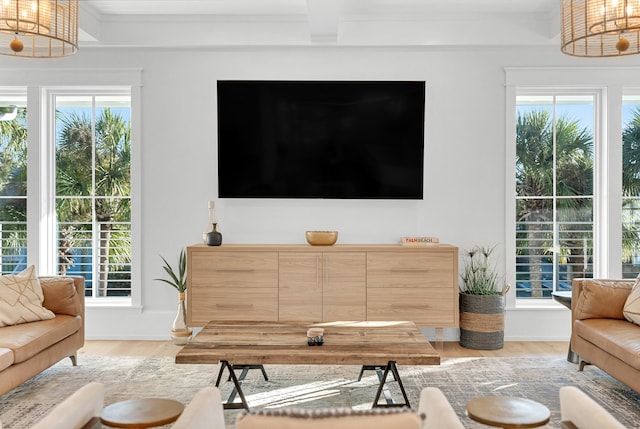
[4,44,638,341]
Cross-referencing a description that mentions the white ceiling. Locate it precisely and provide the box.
[78,0,562,48]
[82,0,559,16]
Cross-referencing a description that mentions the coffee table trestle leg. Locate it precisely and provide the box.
[372,360,411,409]
[214,360,251,411]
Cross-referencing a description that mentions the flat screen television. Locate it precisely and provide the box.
[217,80,425,199]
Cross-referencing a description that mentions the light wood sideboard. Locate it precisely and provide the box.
[186,243,459,331]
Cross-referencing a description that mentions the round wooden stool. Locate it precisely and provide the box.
[101,398,184,428]
[466,396,550,428]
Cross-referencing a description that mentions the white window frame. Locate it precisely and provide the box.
[0,67,143,309]
[504,67,640,309]
[40,87,138,307]
[0,87,28,274]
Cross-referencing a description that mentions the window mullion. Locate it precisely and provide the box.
[91,96,99,298]
[552,95,559,294]
[34,88,57,275]
[602,87,622,278]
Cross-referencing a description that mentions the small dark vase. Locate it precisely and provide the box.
[205,223,222,246]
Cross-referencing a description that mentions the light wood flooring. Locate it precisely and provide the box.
[78,340,570,359]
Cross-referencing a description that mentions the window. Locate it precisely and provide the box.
[506,68,640,303]
[0,86,134,303]
[53,93,132,298]
[0,90,27,275]
[514,93,596,298]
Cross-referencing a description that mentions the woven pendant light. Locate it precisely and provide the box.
[0,0,78,58]
[562,0,640,57]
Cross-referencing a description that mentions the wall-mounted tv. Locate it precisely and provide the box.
[217,80,425,199]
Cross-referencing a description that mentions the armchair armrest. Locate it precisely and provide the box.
[171,387,225,429]
[418,387,465,429]
[560,386,625,429]
[30,382,104,429]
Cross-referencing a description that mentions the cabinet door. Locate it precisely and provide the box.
[366,250,457,326]
[279,252,323,321]
[324,252,366,320]
[188,250,278,325]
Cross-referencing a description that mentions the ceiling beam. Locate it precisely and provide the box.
[306,0,339,43]
[79,2,102,42]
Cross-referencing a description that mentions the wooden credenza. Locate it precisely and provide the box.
[186,243,459,330]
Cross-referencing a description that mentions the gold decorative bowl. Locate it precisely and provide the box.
[306,231,338,246]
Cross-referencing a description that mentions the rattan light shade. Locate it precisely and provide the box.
[0,0,78,58]
[562,0,640,57]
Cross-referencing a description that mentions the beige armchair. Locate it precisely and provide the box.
[234,387,464,429]
[24,384,225,429]
[173,386,465,429]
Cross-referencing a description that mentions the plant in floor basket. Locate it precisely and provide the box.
[155,249,192,345]
[459,245,509,350]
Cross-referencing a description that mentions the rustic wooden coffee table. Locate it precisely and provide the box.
[175,320,440,411]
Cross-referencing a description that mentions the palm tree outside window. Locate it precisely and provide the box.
[515,95,595,298]
[515,92,640,299]
[54,94,132,298]
[0,93,27,275]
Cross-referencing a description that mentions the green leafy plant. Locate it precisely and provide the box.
[155,249,187,293]
[460,245,504,295]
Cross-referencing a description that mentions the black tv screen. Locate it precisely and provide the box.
[217,80,425,199]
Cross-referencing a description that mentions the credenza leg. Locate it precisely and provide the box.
[372,361,411,409]
[435,328,444,353]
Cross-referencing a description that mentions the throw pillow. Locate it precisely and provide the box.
[574,279,632,320]
[236,408,424,429]
[0,266,55,327]
[40,277,81,316]
[623,276,640,325]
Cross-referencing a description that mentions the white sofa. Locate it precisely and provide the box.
[18,383,223,429]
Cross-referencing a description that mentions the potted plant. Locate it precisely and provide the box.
[459,245,508,350]
[156,249,192,345]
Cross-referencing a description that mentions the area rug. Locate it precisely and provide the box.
[1,355,639,428]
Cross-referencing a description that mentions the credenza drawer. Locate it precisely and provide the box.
[367,288,457,326]
[189,287,278,324]
[190,251,278,288]
[367,252,455,288]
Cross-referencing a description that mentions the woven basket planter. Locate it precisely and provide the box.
[459,293,505,350]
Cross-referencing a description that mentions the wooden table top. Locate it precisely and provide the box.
[100,398,184,429]
[466,396,551,428]
[175,320,440,366]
